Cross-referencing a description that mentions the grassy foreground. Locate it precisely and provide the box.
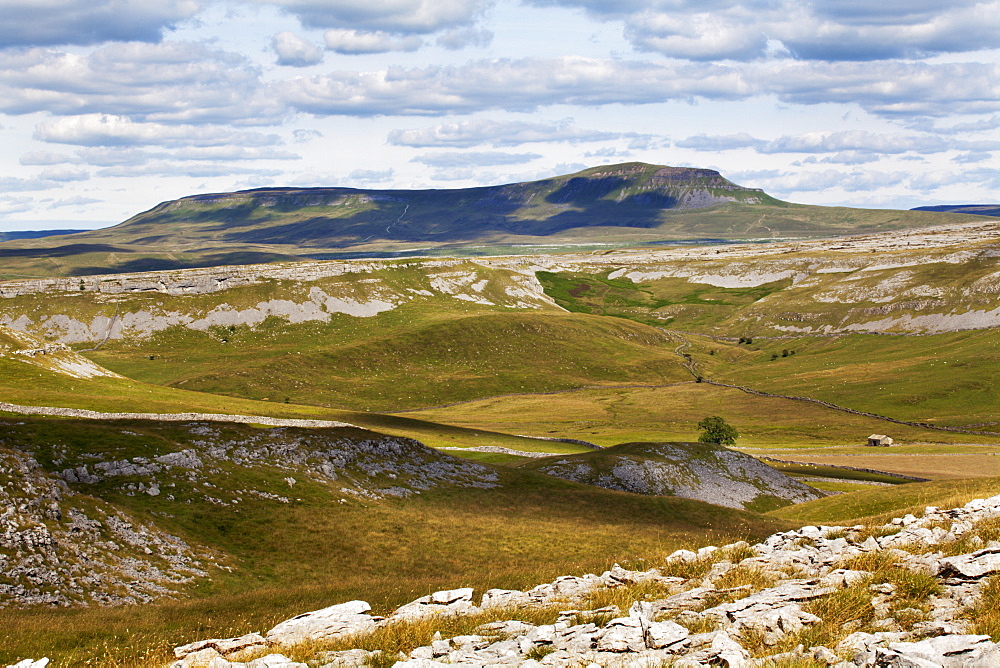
[0,452,790,666]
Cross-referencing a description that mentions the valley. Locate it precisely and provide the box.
[2,163,1000,666]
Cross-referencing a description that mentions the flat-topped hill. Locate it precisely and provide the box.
[0,162,982,278]
[113,163,776,246]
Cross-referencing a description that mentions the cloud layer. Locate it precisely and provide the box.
[0,0,997,224]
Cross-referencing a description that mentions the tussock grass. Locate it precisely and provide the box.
[939,516,1000,557]
[713,565,778,593]
[964,575,1000,641]
[767,551,942,654]
[582,580,678,614]
[661,556,716,580]
[273,605,564,665]
[769,581,875,655]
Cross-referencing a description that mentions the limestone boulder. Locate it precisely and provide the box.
[392,588,479,620]
[939,548,1000,579]
[873,634,1000,667]
[265,600,379,645]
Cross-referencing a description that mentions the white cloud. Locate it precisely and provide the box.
[954,151,994,164]
[0,196,35,215]
[909,170,967,191]
[48,196,103,209]
[0,0,201,48]
[674,133,764,151]
[38,167,89,182]
[265,0,491,34]
[760,131,952,155]
[411,151,541,167]
[427,167,486,182]
[19,151,76,166]
[797,152,882,166]
[436,27,493,50]
[34,114,283,148]
[0,173,79,193]
[906,114,1000,135]
[347,168,394,183]
[75,147,158,166]
[275,57,1000,119]
[323,29,423,54]
[583,147,633,158]
[293,129,324,142]
[526,0,1000,62]
[273,31,325,67]
[762,60,1000,117]
[0,42,279,124]
[96,163,284,178]
[278,57,750,116]
[388,118,625,148]
[678,130,1000,157]
[734,168,910,194]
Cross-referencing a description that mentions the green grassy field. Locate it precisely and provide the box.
[703,330,1000,428]
[83,306,688,412]
[404,382,1000,450]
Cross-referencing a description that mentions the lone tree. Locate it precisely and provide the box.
[697,416,739,446]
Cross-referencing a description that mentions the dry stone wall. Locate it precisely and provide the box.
[0,402,357,429]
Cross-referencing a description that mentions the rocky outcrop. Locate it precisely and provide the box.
[522,441,824,510]
[0,325,121,379]
[168,491,1000,667]
[4,219,1000,347]
[0,448,211,608]
[0,416,503,609]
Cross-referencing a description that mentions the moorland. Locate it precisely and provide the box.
[2,162,1000,666]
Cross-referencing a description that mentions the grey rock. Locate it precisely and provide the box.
[246,655,308,668]
[481,588,530,609]
[316,648,381,667]
[595,617,646,653]
[174,633,269,659]
[266,600,378,645]
[644,620,690,649]
[707,631,750,668]
[877,634,1000,667]
[392,587,479,620]
[939,549,1000,579]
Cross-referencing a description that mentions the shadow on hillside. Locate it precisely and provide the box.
[217,177,680,245]
[0,243,125,258]
[67,251,297,275]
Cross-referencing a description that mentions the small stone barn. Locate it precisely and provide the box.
[867,434,894,447]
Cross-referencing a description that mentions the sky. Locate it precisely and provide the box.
[0,0,998,232]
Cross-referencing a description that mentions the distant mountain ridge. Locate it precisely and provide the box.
[912,204,1000,217]
[0,229,87,242]
[0,162,990,278]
